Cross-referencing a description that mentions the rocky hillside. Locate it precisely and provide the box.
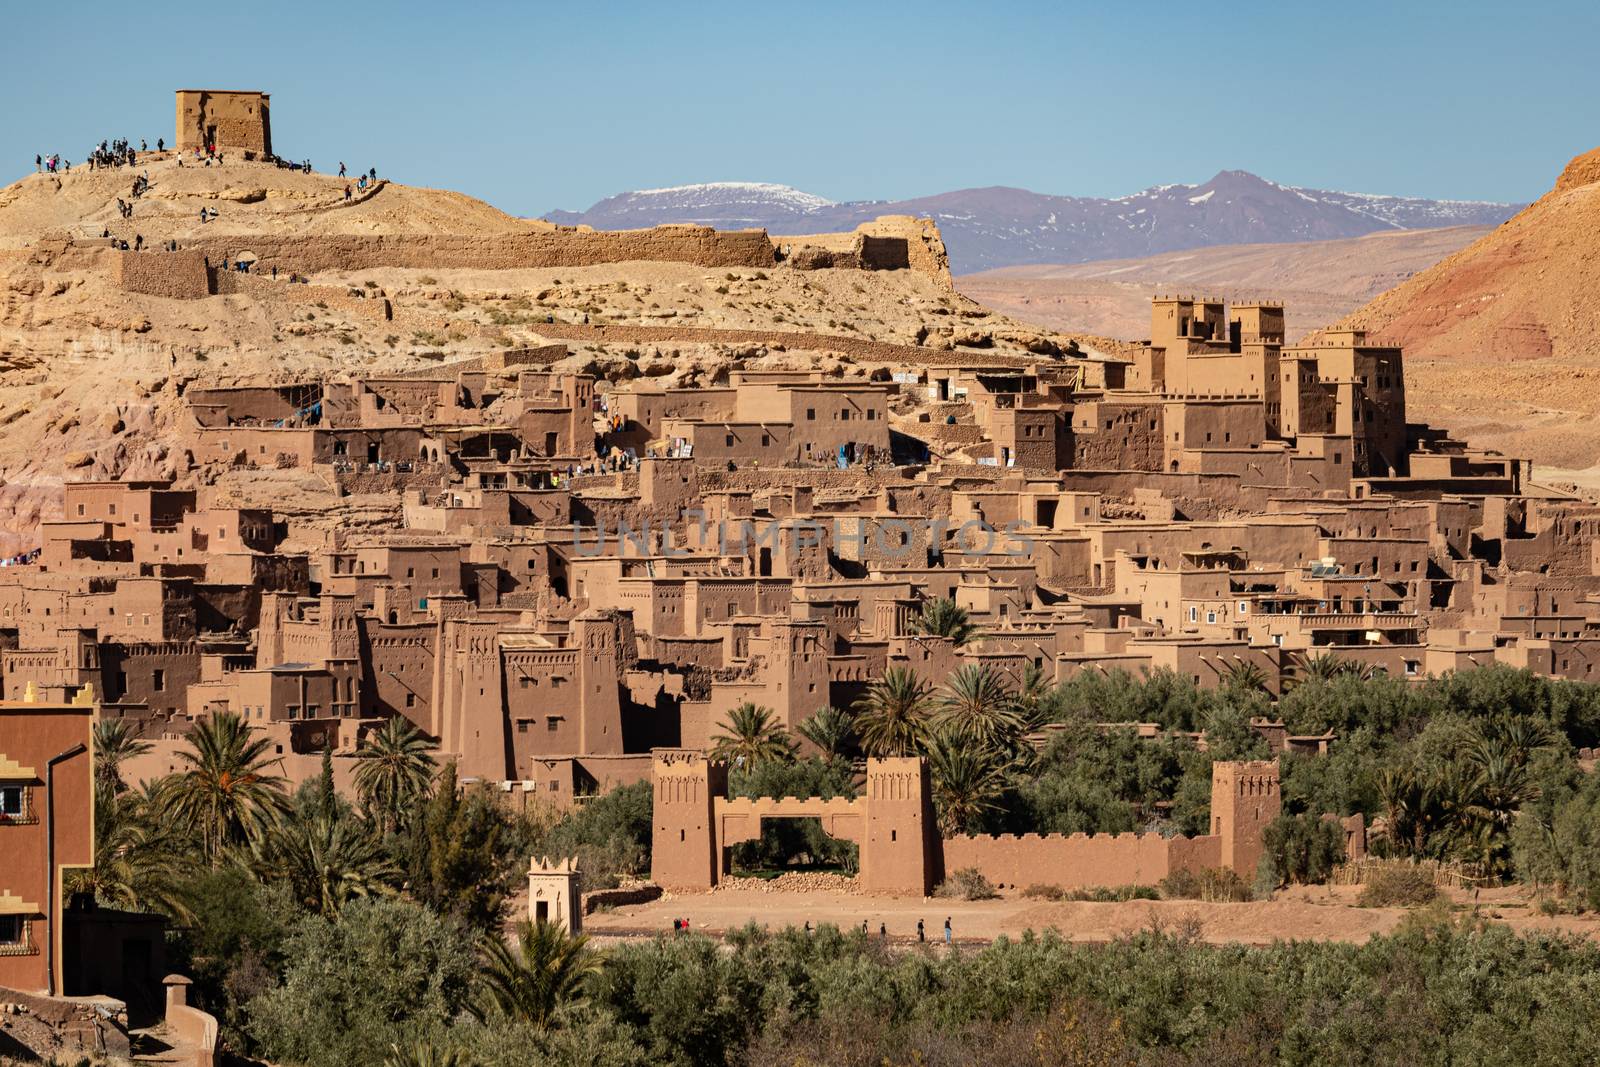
[1326,146,1600,477]
[0,156,1102,552]
[1337,147,1600,361]
[547,171,1521,272]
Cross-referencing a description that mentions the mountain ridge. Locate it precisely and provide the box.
[545,170,1522,272]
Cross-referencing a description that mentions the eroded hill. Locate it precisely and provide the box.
[1331,147,1600,477]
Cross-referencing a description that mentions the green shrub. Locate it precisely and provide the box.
[247,897,474,1067]
[1357,863,1439,907]
[1260,812,1347,888]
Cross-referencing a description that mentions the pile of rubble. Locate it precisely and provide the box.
[715,871,861,894]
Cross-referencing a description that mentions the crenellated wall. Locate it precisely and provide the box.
[941,830,1222,889]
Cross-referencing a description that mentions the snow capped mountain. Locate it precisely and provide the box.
[544,171,1522,273]
[544,182,837,230]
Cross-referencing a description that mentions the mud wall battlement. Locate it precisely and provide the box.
[940,830,1222,888]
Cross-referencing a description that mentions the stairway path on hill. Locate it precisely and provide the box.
[528,321,1037,368]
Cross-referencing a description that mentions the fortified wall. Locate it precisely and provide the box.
[652,751,1281,894]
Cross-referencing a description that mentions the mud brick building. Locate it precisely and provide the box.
[0,288,1594,890]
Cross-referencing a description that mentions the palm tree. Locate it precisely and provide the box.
[354,716,437,834]
[852,667,932,757]
[934,664,1025,754]
[165,712,290,865]
[1299,652,1352,681]
[385,1043,474,1067]
[250,813,401,915]
[1015,662,1059,728]
[709,702,796,768]
[911,598,978,646]
[66,779,192,920]
[92,717,152,795]
[924,728,1010,835]
[1220,660,1270,696]
[1456,717,1550,873]
[472,920,604,1029]
[795,705,855,762]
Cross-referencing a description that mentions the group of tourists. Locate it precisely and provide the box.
[88,138,152,169]
[797,917,955,944]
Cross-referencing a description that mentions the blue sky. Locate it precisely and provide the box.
[3,0,1595,215]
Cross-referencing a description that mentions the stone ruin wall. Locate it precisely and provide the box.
[113,249,211,299]
[773,215,951,284]
[941,830,1223,890]
[211,271,394,322]
[523,322,1000,367]
[173,219,953,284]
[178,226,778,275]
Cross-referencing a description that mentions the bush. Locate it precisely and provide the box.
[247,896,475,1067]
[1023,883,1160,902]
[935,868,998,900]
[1069,885,1160,902]
[1160,867,1253,902]
[1260,812,1347,888]
[535,781,653,889]
[1357,863,1440,907]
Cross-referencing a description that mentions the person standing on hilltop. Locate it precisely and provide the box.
[157,137,164,152]
[35,154,41,172]
[339,162,346,177]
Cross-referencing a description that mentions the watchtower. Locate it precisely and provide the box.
[651,750,726,890]
[1210,759,1281,877]
[175,90,271,155]
[860,757,937,894]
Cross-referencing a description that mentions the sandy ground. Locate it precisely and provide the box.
[957,226,1490,347]
[582,882,1600,947]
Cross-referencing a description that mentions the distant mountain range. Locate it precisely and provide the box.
[543,173,1522,273]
